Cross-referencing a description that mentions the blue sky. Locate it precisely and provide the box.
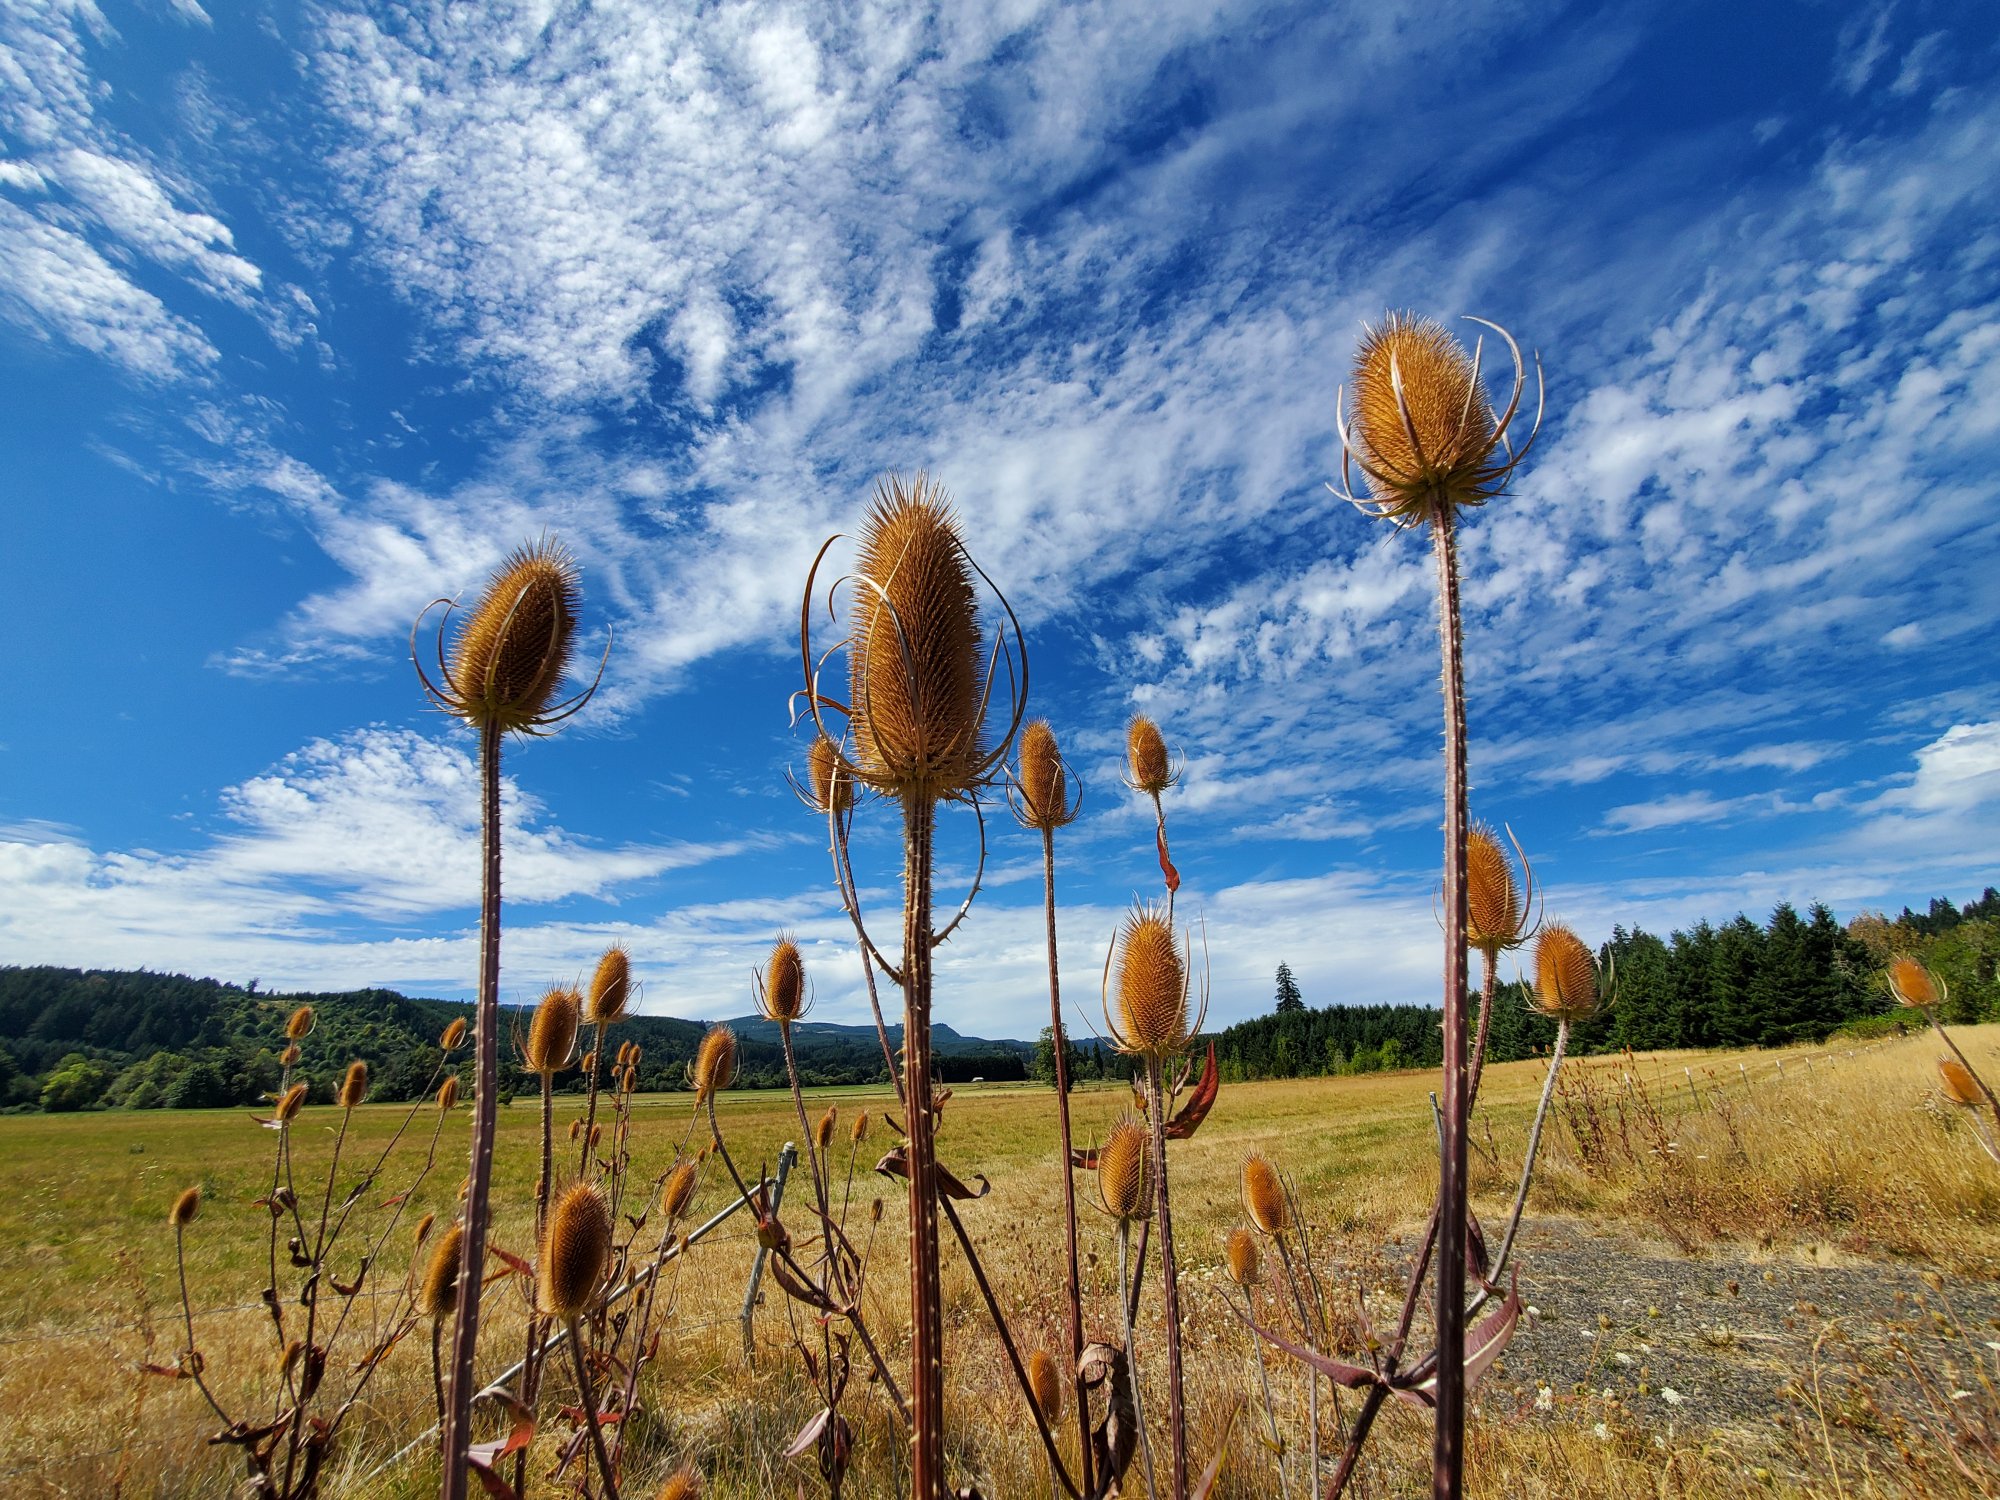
[3,0,1997,1042]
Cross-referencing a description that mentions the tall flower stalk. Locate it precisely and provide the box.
[798,474,1025,1498]
[412,537,603,1500]
[1334,314,1539,1499]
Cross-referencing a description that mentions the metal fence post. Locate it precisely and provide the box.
[740,1141,799,1364]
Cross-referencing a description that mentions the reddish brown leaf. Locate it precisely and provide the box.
[1165,1041,1220,1140]
[1156,823,1180,894]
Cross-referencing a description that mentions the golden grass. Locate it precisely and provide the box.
[0,1029,1995,1497]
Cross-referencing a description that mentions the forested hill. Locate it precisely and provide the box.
[1212,893,1999,1083]
[0,967,1029,1113]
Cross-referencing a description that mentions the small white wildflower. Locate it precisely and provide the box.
[1535,1386,1554,1413]
[1661,1387,1683,1405]
[1593,1422,1611,1442]
[1526,1305,1542,1319]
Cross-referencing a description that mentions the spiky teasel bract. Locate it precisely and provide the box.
[1241,1153,1291,1237]
[337,1061,369,1110]
[660,1159,698,1220]
[538,1182,611,1320]
[691,1024,737,1101]
[656,1467,703,1500]
[1939,1057,1982,1107]
[1888,955,1945,1010]
[286,1005,315,1041]
[525,986,581,1075]
[1335,313,1540,527]
[850,1110,870,1145]
[1225,1226,1260,1288]
[273,1082,308,1123]
[440,1016,468,1051]
[586,945,631,1026]
[1012,719,1078,831]
[170,1185,202,1228]
[1466,822,1534,955]
[1096,1116,1153,1223]
[1533,923,1604,1023]
[760,937,808,1024]
[1028,1348,1064,1422]
[1105,902,1200,1059]
[414,537,601,736]
[1124,715,1177,795]
[806,733,853,817]
[437,1076,460,1111]
[422,1223,466,1320]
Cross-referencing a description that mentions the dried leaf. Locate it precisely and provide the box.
[873,1146,990,1200]
[783,1406,832,1460]
[1078,1342,1138,1500]
[1165,1042,1220,1140]
[465,1383,537,1499]
[1156,822,1181,894]
[1224,1301,1382,1392]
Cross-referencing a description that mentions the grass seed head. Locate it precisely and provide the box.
[656,1467,703,1500]
[1125,715,1175,795]
[848,473,985,798]
[437,1075,459,1111]
[337,1060,369,1110]
[1098,1115,1153,1223]
[807,733,853,817]
[421,1222,464,1320]
[170,1185,201,1228]
[761,937,807,1024]
[440,1017,468,1051]
[1888,955,1943,1010]
[444,538,581,734]
[1111,904,1190,1059]
[1349,313,1501,521]
[1533,922,1603,1023]
[1242,1153,1290,1237]
[1467,822,1527,954]
[692,1024,737,1101]
[286,1005,315,1040]
[1225,1226,1260,1287]
[1016,719,1074,831]
[1028,1347,1063,1422]
[538,1182,611,1319]
[526,986,582,1075]
[660,1159,698,1219]
[1938,1057,1982,1107]
[586,945,631,1026]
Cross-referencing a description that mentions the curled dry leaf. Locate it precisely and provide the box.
[1078,1341,1138,1500]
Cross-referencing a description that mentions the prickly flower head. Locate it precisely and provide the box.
[806,732,853,817]
[585,945,631,1026]
[691,1024,737,1101]
[1887,956,1944,1010]
[525,986,581,1075]
[760,937,808,1024]
[1532,922,1602,1024]
[1107,903,1192,1059]
[1466,823,1529,955]
[1125,715,1175,796]
[428,537,585,735]
[1241,1153,1290,1237]
[1097,1115,1153,1223]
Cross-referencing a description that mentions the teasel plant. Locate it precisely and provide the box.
[795,472,1027,1498]
[1238,1152,1324,1489]
[1329,313,1541,1499]
[413,537,606,1500]
[1124,716,1182,917]
[1935,1056,2000,1163]
[1465,822,1539,1110]
[1095,1114,1158,1500]
[1889,956,2000,1144]
[578,945,632,1179]
[1005,719,1095,1492]
[514,982,581,1494]
[1101,902,1209,1499]
[160,1011,470,1498]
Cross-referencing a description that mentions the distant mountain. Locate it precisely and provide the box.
[0,966,1028,1113]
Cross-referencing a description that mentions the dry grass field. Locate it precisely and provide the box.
[2,1026,1996,1498]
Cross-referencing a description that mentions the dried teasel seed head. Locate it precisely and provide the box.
[440,1017,468,1051]
[588,1123,602,1150]
[848,473,986,798]
[437,1075,460,1111]
[413,1211,436,1244]
[1888,955,1943,1010]
[1226,1226,1260,1287]
[691,1024,737,1101]
[581,1050,597,1075]
[170,1185,201,1228]
[1110,903,1190,1058]
[1938,1057,1982,1107]
[586,945,631,1026]
[421,1222,465,1321]
[1126,715,1174,795]
[816,1105,837,1153]
[807,732,853,817]
[538,1182,611,1319]
[1533,922,1603,1023]
[869,1197,883,1226]
[1242,1153,1290,1237]
[444,537,582,734]
[660,1159,698,1219]
[274,1082,308,1123]
[621,1065,637,1094]
[1466,822,1527,954]
[568,1119,582,1142]
[1015,719,1074,831]
[655,1467,703,1500]
[526,986,582,1075]
[1349,313,1501,520]
[1097,1115,1153,1223]
[761,938,807,1024]
[286,1005,315,1041]
[279,1044,301,1068]
[851,1110,871,1145]
[1028,1347,1063,1423]
[337,1060,369,1110]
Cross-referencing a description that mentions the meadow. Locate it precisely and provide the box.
[3,1025,1996,1498]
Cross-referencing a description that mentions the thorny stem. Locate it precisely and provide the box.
[579,1020,607,1178]
[1118,1219,1160,1500]
[780,1021,842,1479]
[174,1223,232,1427]
[516,1069,557,1500]
[1042,827,1094,1495]
[1467,948,1499,1111]
[1429,504,1471,1500]
[441,718,503,1500]
[566,1317,619,1498]
[284,1100,354,1494]
[1151,791,1175,924]
[1471,1020,1569,1318]
[900,792,947,1499]
[1238,1282,1291,1500]
[1145,1056,1189,1499]
[430,1320,446,1431]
